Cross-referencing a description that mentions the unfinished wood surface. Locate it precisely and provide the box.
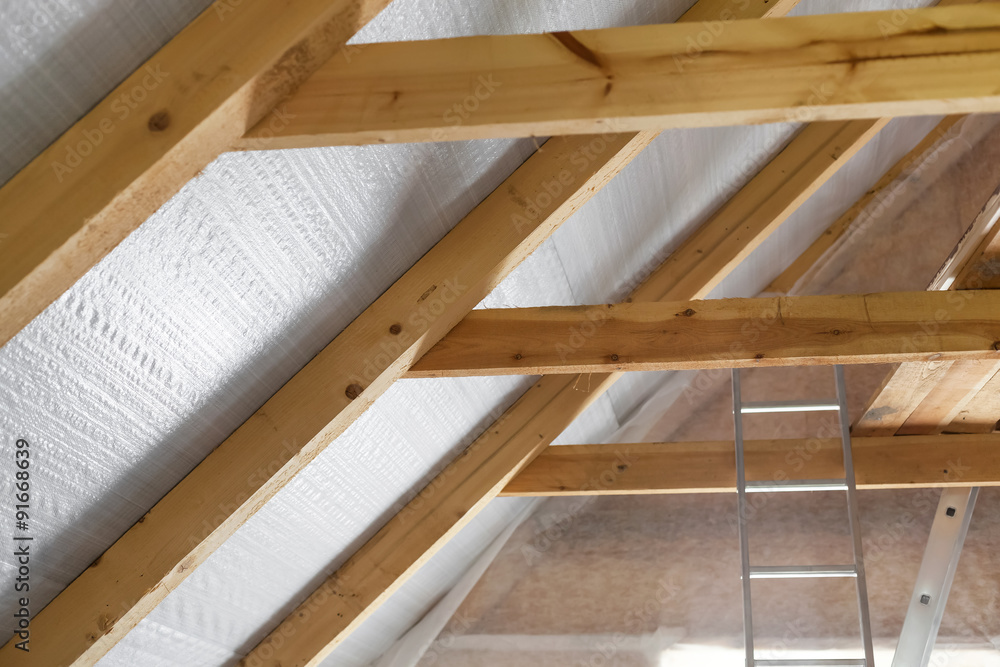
[854,188,1000,437]
[897,360,1000,434]
[408,291,1000,378]
[854,361,957,437]
[500,436,1000,496]
[0,126,656,667]
[767,115,969,295]
[949,369,1000,433]
[238,5,1000,148]
[238,2,815,664]
[0,0,394,351]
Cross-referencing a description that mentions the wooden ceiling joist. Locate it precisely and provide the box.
[237,5,1000,148]
[408,291,1000,378]
[0,0,395,351]
[0,120,655,667]
[501,435,1000,496]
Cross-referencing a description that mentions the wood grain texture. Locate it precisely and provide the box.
[408,291,1000,378]
[949,368,1000,433]
[0,126,656,667]
[500,435,1000,496]
[0,0,394,351]
[854,360,956,437]
[897,360,1000,434]
[238,5,1000,147]
[854,187,1000,437]
[238,2,807,664]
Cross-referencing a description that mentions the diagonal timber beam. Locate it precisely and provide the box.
[500,435,1000,496]
[767,115,970,296]
[407,292,1000,378]
[239,0,839,663]
[0,0,395,350]
[237,5,1000,148]
[0,125,654,666]
[855,187,1000,436]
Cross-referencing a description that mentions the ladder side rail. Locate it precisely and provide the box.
[835,365,876,665]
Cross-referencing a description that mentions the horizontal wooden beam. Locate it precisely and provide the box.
[501,435,1000,496]
[0,0,392,350]
[238,5,1000,147]
[408,291,1000,377]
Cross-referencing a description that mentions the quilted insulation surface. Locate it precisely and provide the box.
[0,0,950,664]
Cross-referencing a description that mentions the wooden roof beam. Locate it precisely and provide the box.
[238,5,1000,148]
[500,435,1000,496]
[0,106,656,667]
[408,291,1000,378]
[237,1,821,664]
[0,0,395,350]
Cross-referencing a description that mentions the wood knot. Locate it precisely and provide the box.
[148,110,170,132]
[389,323,402,335]
[681,308,696,317]
[831,329,842,336]
[514,353,522,360]
[993,341,1000,351]
[754,353,765,360]
[611,354,619,361]
[345,384,363,400]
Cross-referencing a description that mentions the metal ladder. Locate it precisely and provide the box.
[731,365,875,667]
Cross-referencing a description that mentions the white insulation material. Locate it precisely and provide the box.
[0,0,955,664]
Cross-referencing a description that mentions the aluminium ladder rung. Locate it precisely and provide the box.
[755,660,867,666]
[739,400,840,414]
[748,564,857,579]
[746,479,848,493]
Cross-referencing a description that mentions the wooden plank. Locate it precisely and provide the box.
[500,435,1000,496]
[949,369,1000,433]
[236,5,1000,148]
[0,0,395,351]
[854,361,956,437]
[854,188,1000,436]
[0,130,655,667]
[238,2,816,664]
[897,360,1000,434]
[408,291,1000,378]
[767,115,969,295]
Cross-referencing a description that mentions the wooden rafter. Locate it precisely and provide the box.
[0,125,655,667]
[767,115,970,295]
[237,5,1000,148]
[0,0,394,350]
[855,188,1000,436]
[407,291,1000,377]
[501,435,1000,496]
[248,3,1000,662]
